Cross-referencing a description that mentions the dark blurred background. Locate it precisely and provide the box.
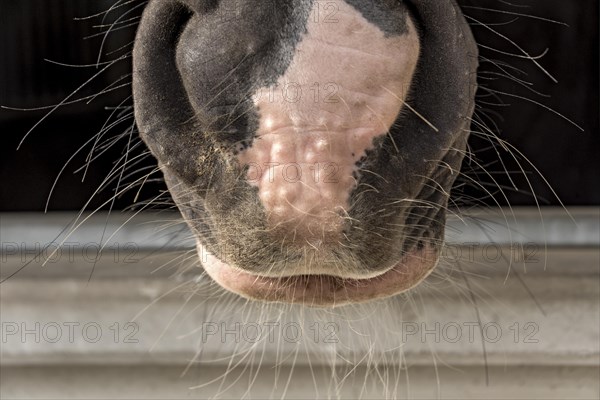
[0,0,598,211]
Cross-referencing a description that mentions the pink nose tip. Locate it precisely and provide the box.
[236,0,420,238]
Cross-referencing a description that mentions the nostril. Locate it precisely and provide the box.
[133,0,197,182]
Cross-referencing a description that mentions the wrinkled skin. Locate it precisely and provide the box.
[133,0,478,306]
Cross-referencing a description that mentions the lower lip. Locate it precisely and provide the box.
[199,244,438,307]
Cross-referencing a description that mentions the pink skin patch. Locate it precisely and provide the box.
[237,0,420,240]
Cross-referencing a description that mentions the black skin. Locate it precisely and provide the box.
[132,1,478,281]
